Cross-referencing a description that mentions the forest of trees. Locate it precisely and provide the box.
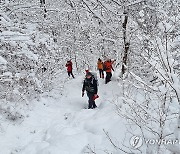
[0,0,180,153]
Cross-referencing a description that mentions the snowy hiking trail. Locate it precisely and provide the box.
[0,73,127,154]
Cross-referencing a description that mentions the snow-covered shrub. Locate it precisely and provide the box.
[0,1,64,122]
[116,1,180,153]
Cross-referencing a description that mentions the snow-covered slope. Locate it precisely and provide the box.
[0,73,127,154]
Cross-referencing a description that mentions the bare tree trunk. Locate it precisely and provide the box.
[121,11,129,76]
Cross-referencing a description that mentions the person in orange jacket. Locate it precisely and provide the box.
[104,59,115,84]
[97,58,104,78]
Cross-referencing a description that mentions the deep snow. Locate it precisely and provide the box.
[0,73,127,154]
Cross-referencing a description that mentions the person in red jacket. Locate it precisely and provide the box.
[65,60,75,78]
[104,59,115,84]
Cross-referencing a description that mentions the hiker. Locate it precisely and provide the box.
[82,72,98,109]
[97,58,104,78]
[65,60,75,78]
[104,59,115,84]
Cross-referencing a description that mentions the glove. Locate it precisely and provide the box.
[82,91,84,97]
[93,94,99,100]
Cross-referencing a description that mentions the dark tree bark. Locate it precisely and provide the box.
[121,11,129,75]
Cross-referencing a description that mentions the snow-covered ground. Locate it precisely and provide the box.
[0,73,128,154]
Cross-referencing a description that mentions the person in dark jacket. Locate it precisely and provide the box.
[82,72,98,109]
[65,60,75,78]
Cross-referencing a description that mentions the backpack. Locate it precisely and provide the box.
[104,61,111,71]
